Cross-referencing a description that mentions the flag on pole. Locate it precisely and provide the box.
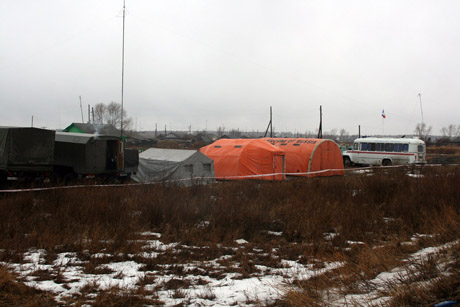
[381,109,386,119]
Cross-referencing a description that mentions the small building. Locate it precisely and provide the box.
[63,123,121,137]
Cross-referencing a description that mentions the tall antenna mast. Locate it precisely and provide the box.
[417,93,424,126]
[120,0,126,139]
[79,96,84,123]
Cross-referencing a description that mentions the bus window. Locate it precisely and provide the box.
[385,143,394,152]
[354,143,359,150]
[403,144,409,152]
[418,145,424,152]
[361,143,368,151]
[394,144,401,152]
[369,143,376,151]
[376,143,383,151]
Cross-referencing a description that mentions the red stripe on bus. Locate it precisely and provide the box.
[348,151,415,156]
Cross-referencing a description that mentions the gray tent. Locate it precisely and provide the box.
[132,148,215,185]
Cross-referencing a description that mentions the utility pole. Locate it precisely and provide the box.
[270,107,273,137]
[264,106,273,137]
[317,105,323,139]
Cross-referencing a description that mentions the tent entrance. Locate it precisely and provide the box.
[273,154,285,180]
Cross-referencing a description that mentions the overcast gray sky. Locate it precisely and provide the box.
[1,0,459,136]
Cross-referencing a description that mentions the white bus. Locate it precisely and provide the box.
[342,137,426,167]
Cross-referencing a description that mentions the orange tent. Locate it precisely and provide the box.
[200,139,285,180]
[264,138,344,177]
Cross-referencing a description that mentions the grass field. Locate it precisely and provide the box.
[1,163,459,306]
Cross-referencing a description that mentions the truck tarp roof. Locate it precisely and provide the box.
[0,127,55,170]
[55,132,120,144]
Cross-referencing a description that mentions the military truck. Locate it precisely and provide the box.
[0,127,55,185]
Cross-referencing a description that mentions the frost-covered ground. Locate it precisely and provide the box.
[1,231,457,306]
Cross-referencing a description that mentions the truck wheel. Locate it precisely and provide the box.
[382,159,392,166]
[343,156,352,167]
[63,173,77,184]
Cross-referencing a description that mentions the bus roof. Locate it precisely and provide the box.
[353,137,425,145]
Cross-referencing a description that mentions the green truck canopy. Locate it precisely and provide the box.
[0,127,55,172]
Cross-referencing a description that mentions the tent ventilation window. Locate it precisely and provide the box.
[203,163,211,172]
[234,145,242,148]
[281,143,287,146]
[214,145,222,148]
[293,144,300,146]
[185,164,193,174]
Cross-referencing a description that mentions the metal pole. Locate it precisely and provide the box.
[121,0,126,139]
[318,105,323,139]
[270,106,273,138]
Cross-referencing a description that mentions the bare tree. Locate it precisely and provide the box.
[94,103,106,124]
[217,126,226,138]
[440,124,460,141]
[414,123,432,142]
[323,128,338,140]
[93,102,132,130]
[229,129,241,138]
[339,129,349,142]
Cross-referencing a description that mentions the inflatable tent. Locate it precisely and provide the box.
[132,148,215,185]
[200,139,285,180]
[264,138,344,177]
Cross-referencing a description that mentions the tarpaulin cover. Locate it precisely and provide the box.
[0,127,55,171]
[132,148,215,186]
[264,138,344,177]
[200,139,285,181]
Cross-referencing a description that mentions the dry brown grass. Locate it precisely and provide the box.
[427,145,460,155]
[0,265,57,306]
[1,165,459,305]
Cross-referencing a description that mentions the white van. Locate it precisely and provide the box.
[343,137,426,167]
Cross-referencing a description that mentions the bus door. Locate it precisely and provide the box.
[416,145,426,163]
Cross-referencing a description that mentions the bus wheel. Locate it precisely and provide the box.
[343,156,352,167]
[382,159,392,166]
